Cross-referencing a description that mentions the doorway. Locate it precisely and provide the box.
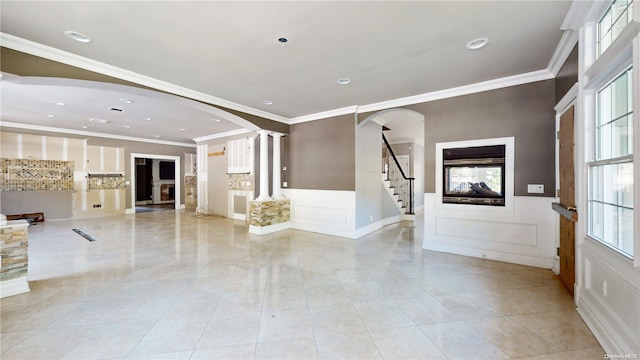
[129,153,181,213]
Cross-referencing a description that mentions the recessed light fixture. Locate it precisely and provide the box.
[214,119,221,122]
[154,135,161,138]
[337,78,351,85]
[118,98,134,104]
[121,125,131,129]
[143,117,152,121]
[89,117,110,124]
[64,30,92,43]
[44,114,55,118]
[179,128,186,131]
[278,37,288,45]
[80,125,88,129]
[49,101,65,106]
[466,37,488,50]
[262,100,273,105]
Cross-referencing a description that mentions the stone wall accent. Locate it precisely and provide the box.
[185,175,197,186]
[249,199,290,227]
[1,158,74,191]
[1,221,28,282]
[87,174,126,190]
[228,173,254,191]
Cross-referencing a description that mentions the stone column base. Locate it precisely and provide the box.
[248,199,290,235]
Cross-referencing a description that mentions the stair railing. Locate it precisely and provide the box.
[382,134,415,214]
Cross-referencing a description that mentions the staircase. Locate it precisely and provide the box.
[382,134,415,221]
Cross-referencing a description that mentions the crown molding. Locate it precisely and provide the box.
[547,29,578,76]
[357,69,554,115]
[0,33,289,125]
[193,128,252,143]
[0,121,196,148]
[288,106,358,124]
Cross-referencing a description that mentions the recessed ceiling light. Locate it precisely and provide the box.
[262,100,273,105]
[44,114,55,118]
[214,119,221,122]
[80,125,88,129]
[64,30,92,43]
[89,117,110,124]
[466,38,488,50]
[278,37,288,45]
[143,117,152,121]
[49,101,65,106]
[179,128,186,131]
[154,135,161,138]
[118,98,134,104]
[121,125,131,129]
[337,78,351,85]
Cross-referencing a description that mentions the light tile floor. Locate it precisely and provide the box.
[1,210,605,359]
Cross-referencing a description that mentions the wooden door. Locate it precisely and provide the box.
[558,106,576,296]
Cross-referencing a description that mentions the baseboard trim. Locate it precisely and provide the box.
[125,208,136,215]
[422,242,554,269]
[248,222,291,235]
[0,276,30,298]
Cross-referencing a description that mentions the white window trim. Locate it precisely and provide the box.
[581,1,639,267]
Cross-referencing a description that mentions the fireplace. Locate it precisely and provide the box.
[442,145,505,206]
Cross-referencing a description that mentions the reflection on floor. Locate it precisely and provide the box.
[1,210,604,359]
[135,203,176,213]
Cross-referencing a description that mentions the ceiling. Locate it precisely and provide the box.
[0,1,573,145]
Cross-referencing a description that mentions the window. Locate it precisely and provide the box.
[598,0,634,56]
[589,68,634,257]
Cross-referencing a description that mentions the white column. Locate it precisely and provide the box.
[257,130,271,201]
[271,133,284,199]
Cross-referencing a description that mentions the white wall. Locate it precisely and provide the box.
[355,119,383,228]
[423,194,556,268]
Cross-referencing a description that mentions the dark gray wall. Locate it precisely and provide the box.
[288,114,355,191]
[555,45,579,103]
[412,80,556,197]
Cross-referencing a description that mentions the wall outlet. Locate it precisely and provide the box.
[92,204,102,208]
[527,184,544,194]
[282,182,288,188]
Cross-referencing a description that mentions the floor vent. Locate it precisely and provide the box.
[72,228,97,242]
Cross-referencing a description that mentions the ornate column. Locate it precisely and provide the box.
[271,133,284,199]
[256,130,271,201]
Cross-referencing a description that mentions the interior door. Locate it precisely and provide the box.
[558,105,576,296]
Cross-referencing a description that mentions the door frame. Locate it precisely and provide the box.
[553,83,579,276]
[127,153,181,213]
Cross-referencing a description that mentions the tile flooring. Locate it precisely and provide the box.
[1,210,604,359]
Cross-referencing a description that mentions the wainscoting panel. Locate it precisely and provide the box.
[423,193,556,268]
[577,237,639,354]
[284,189,356,238]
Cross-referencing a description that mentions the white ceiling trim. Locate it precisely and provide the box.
[0,33,289,125]
[0,121,196,148]
[289,106,359,124]
[193,128,252,143]
[288,69,555,126]
[357,69,555,115]
[547,29,578,76]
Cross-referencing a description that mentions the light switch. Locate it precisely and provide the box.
[527,184,544,194]
[283,182,288,188]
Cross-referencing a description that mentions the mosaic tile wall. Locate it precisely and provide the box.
[249,199,290,227]
[228,173,254,191]
[87,174,126,190]
[0,222,29,282]
[185,175,197,186]
[1,159,74,191]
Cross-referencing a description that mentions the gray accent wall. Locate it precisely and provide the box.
[555,45,579,103]
[411,80,556,197]
[287,115,355,191]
